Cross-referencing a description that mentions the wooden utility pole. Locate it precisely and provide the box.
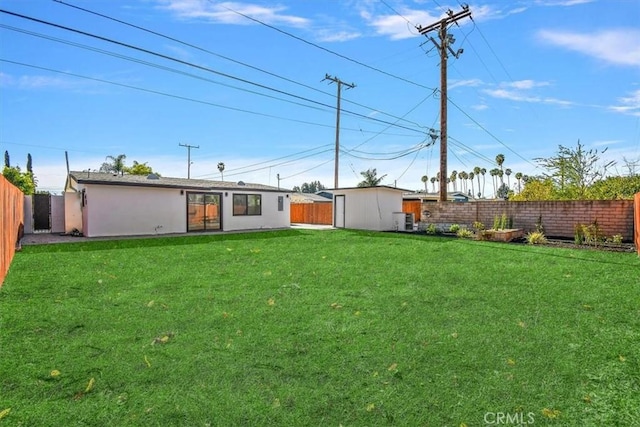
[418,5,471,202]
[324,74,356,189]
[179,143,199,179]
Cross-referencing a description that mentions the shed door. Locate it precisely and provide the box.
[334,195,345,228]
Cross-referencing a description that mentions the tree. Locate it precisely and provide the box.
[293,181,326,193]
[588,175,640,200]
[496,153,505,171]
[490,168,498,198]
[4,151,9,168]
[450,170,457,192]
[505,168,512,188]
[125,161,158,176]
[481,168,487,198]
[515,172,523,193]
[421,175,428,193]
[468,171,475,198]
[430,176,437,192]
[100,154,127,175]
[2,165,36,194]
[358,168,386,187]
[534,140,615,199]
[217,162,225,181]
[510,177,556,201]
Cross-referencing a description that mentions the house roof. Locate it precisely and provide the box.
[68,171,289,193]
[403,191,471,201]
[290,192,332,203]
[331,185,410,192]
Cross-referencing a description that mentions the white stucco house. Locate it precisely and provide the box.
[332,186,409,231]
[64,171,291,237]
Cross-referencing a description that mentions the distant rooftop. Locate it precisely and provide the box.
[68,171,288,192]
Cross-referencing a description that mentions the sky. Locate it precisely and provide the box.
[1,0,639,194]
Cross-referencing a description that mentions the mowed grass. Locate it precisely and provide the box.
[1,229,638,426]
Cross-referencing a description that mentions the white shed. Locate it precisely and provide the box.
[65,171,291,237]
[332,186,409,231]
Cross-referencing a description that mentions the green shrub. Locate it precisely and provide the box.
[500,213,509,230]
[574,223,585,245]
[526,231,548,245]
[449,224,460,233]
[425,223,437,235]
[456,228,474,239]
[472,221,485,231]
[612,234,623,245]
[493,215,500,230]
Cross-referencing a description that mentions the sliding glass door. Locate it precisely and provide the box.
[187,192,221,232]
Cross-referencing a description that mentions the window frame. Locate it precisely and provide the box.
[233,193,262,216]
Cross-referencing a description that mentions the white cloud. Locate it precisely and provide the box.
[505,80,550,90]
[316,29,362,43]
[471,104,489,111]
[537,29,640,67]
[609,89,640,117]
[535,0,594,6]
[157,1,309,27]
[450,78,483,90]
[482,79,574,106]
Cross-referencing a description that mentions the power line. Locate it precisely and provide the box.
[0,59,336,129]
[53,0,428,130]
[215,1,437,92]
[446,96,538,168]
[0,11,427,135]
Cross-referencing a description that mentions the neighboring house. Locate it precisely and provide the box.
[332,186,410,231]
[290,192,333,204]
[65,171,290,237]
[315,190,333,200]
[407,191,471,203]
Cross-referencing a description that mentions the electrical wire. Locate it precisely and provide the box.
[53,0,428,130]
[215,1,437,92]
[0,59,338,129]
[446,97,538,168]
[0,9,427,134]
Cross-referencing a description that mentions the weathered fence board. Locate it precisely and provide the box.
[1,176,24,286]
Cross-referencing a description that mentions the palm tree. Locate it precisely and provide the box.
[515,172,523,193]
[481,168,487,198]
[468,171,475,198]
[430,176,437,192]
[496,153,505,171]
[100,154,127,175]
[490,168,498,198]
[421,175,428,193]
[460,171,469,194]
[505,168,512,189]
[450,170,457,192]
[217,162,225,181]
[357,168,387,187]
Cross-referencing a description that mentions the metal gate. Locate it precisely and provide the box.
[33,194,51,231]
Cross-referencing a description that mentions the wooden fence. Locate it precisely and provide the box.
[290,203,333,225]
[1,176,24,286]
[635,193,640,256]
[402,200,422,222]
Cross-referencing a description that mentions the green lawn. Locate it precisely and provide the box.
[1,229,638,426]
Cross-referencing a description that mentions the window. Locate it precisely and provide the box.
[233,194,261,216]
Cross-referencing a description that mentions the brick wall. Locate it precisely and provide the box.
[420,200,635,241]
